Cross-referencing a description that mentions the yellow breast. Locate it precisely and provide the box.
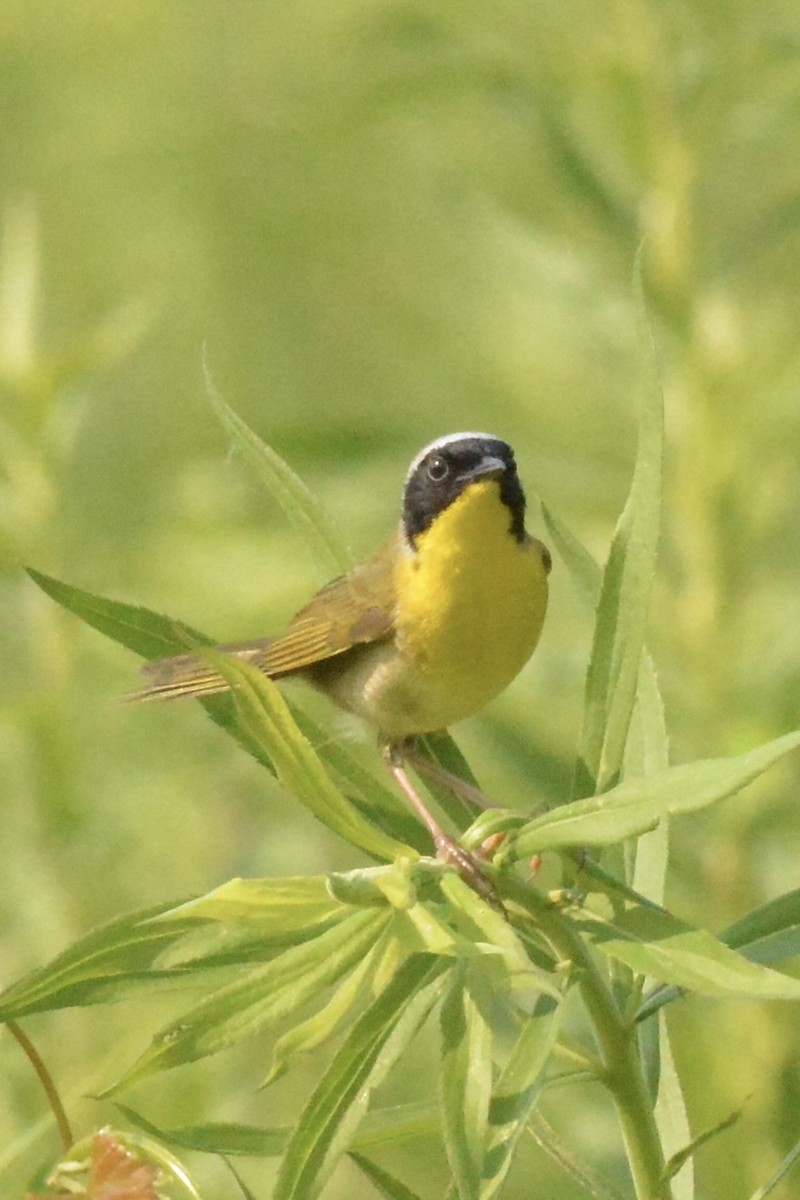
[360,478,548,738]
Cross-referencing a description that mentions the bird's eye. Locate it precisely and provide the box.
[426,454,449,482]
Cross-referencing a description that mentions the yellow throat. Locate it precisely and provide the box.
[389,477,549,733]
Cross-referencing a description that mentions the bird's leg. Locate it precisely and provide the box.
[402,744,518,863]
[382,741,499,904]
[403,746,494,811]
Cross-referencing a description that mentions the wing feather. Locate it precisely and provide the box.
[129,539,397,702]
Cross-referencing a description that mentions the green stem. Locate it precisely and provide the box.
[506,878,668,1200]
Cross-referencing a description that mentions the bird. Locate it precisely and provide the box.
[130,432,551,887]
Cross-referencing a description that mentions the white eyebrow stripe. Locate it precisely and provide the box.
[404,431,504,482]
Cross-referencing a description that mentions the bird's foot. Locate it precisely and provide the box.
[383,740,501,907]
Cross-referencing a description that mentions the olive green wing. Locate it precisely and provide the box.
[129,541,397,702]
[261,546,396,675]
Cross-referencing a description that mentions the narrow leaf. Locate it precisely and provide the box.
[349,1153,424,1200]
[25,567,213,662]
[573,272,663,798]
[275,956,448,1200]
[639,886,800,1021]
[116,1104,288,1156]
[0,901,197,1020]
[216,651,413,862]
[352,1100,440,1148]
[223,1159,259,1200]
[527,1109,627,1200]
[628,656,670,905]
[262,931,390,1086]
[514,731,800,856]
[113,908,390,1088]
[747,1135,800,1200]
[653,1017,694,1200]
[661,1105,741,1183]
[480,994,562,1200]
[440,969,494,1200]
[116,1099,440,1160]
[328,860,419,911]
[721,887,800,964]
[626,657,670,784]
[161,876,343,931]
[541,503,602,612]
[393,905,478,959]
[439,873,561,999]
[203,362,352,578]
[25,567,280,771]
[577,904,800,1000]
[540,509,671,901]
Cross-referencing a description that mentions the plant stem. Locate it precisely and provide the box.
[7,1019,73,1151]
[506,879,668,1200]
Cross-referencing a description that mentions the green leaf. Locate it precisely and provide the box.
[116,1099,440,1160]
[653,1019,694,1200]
[577,904,800,1000]
[440,968,494,1200]
[214,650,414,862]
[352,1100,440,1148]
[223,1159,259,1200]
[275,956,448,1200]
[349,1153,425,1200]
[660,1105,741,1185]
[115,1104,289,1156]
[627,656,670,906]
[479,994,562,1200]
[112,907,390,1089]
[573,272,663,798]
[626,656,670,784]
[25,567,281,773]
[639,886,800,1021]
[26,567,427,858]
[328,860,420,910]
[25,567,213,662]
[514,730,800,856]
[747,1134,800,1200]
[203,360,353,578]
[721,887,800,964]
[540,508,671,901]
[439,873,561,1000]
[527,1109,627,1200]
[0,901,198,1020]
[27,567,430,853]
[162,875,344,931]
[394,904,477,959]
[541,503,602,613]
[262,930,391,1086]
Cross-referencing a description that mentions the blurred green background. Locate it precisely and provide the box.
[2,1,800,1196]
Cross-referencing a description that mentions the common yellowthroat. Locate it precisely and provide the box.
[132,432,551,878]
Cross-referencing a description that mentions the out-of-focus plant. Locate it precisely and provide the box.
[7,365,800,1200]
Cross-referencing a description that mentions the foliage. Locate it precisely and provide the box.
[6,383,800,1200]
[3,3,800,1198]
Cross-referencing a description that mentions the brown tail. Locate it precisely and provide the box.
[127,639,273,703]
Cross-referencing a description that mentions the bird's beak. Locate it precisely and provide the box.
[460,455,506,483]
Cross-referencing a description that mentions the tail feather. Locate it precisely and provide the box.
[128,642,272,703]
[126,669,231,703]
